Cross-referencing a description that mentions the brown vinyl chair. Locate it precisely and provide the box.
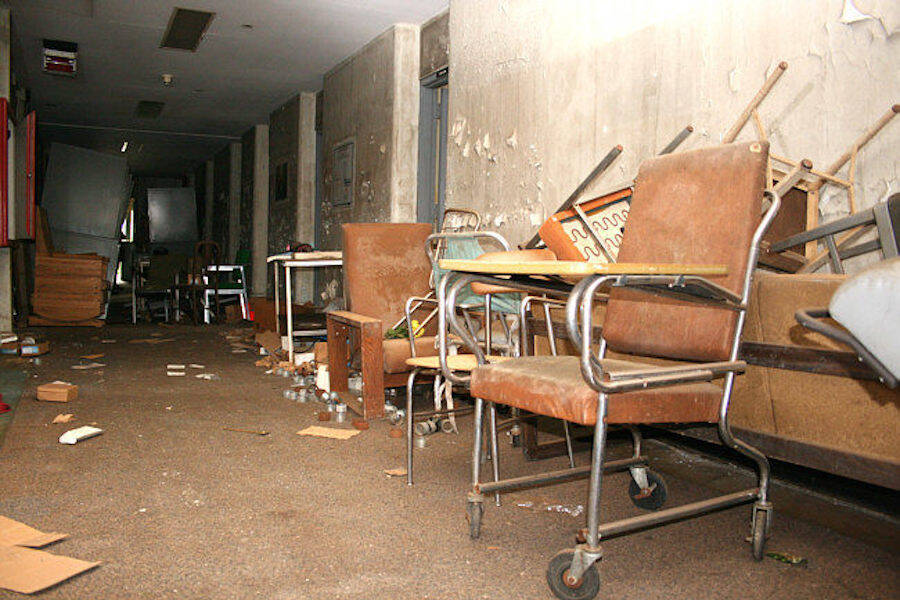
[326,223,438,419]
[444,141,781,600]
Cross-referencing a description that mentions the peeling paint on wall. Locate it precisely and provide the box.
[446,0,898,273]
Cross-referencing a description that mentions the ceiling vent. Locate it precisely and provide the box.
[160,8,215,51]
[134,101,165,119]
[42,39,78,76]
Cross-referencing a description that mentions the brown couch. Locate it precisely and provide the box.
[731,272,899,489]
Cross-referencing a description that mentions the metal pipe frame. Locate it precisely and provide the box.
[476,456,641,495]
[558,190,782,580]
[795,307,897,388]
[584,488,760,540]
[770,207,875,253]
[443,192,780,555]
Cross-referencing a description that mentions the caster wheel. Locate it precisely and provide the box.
[628,470,667,510]
[751,508,769,561]
[466,500,484,540]
[546,550,600,600]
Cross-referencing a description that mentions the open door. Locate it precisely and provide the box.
[416,68,448,229]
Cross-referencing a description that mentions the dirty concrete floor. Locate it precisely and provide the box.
[0,325,896,600]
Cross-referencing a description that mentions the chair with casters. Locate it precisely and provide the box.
[439,141,780,600]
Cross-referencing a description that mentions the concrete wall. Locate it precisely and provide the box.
[319,25,420,251]
[294,92,317,302]
[420,10,449,78]
[239,127,255,266]
[446,0,899,270]
[250,124,270,296]
[268,96,300,258]
[212,146,230,253]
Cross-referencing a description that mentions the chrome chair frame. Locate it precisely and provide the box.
[438,190,781,596]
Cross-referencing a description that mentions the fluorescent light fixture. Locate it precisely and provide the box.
[120,141,128,152]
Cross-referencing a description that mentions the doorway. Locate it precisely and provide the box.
[416,68,448,229]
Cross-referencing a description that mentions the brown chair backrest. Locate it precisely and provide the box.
[342,223,433,333]
[603,141,768,362]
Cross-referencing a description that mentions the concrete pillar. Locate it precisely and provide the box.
[294,92,316,302]
[203,159,214,240]
[227,142,241,262]
[250,124,269,296]
[390,23,420,223]
[0,8,11,330]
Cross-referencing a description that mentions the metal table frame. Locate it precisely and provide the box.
[267,252,342,363]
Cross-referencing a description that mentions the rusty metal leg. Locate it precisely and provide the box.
[563,422,575,468]
[405,368,419,486]
[489,402,501,506]
[467,396,487,539]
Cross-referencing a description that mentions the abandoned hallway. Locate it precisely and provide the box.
[0,325,896,599]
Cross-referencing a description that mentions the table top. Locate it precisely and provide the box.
[438,259,728,277]
[267,251,343,264]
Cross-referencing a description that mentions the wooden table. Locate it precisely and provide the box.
[438,259,729,277]
[267,251,342,363]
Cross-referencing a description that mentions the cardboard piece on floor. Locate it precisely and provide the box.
[52,414,75,424]
[128,337,174,345]
[296,426,360,440]
[71,362,105,370]
[383,468,408,477]
[0,516,67,548]
[255,331,282,356]
[36,382,78,403]
[0,545,99,594]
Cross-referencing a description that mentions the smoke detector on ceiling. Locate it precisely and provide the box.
[42,39,78,76]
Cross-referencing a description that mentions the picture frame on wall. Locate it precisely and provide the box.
[332,139,355,207]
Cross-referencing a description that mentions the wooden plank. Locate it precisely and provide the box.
[723,61,787,143]
[738,341,881,381]
[28,315,104,327]
[669,425,900,491]
[34,279,108,294]
[326,316,350,396]
[439,259,728,277]
[359,320,385,419]
[809,104,899,192]
[327,310,381,326]
[805,188,820,260]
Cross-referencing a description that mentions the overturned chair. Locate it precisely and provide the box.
[439,141,781,600]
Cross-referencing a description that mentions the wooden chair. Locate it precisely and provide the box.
[326,223,436,419]
[444,142,781,600]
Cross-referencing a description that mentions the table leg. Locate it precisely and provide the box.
[274,261,280,335]
[285,265,293,364]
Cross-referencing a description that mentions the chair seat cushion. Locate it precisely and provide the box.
[470,356,722,426]
[382,336,439,374]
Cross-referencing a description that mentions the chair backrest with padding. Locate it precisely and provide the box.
[603,141,768,362]
[342,223,433,333]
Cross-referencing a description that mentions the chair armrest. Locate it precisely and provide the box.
[599,361,745,394]
[327,310,382,327]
